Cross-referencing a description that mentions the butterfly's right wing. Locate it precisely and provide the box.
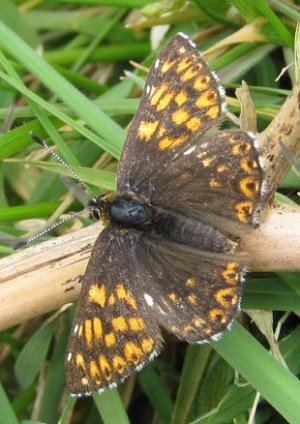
[148,129,264,229]
[136,234,244,344]
[117,33,224,196]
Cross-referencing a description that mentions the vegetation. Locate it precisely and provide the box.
[0,1,299,423]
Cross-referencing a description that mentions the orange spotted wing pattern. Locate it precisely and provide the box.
[118,33,225,195]
[65,33,264,396]
[65,227,162,396]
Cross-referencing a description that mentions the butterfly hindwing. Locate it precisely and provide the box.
[148,129,264,228]
[133,235,244,343]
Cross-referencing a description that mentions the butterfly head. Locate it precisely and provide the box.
[87,192,116,222]
[89,192,154,231]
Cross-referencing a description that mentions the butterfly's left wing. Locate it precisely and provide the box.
[65,227,162,396]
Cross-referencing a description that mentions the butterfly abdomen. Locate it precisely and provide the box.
[152,208,235,253]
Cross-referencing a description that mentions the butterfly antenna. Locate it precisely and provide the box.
[30,132,96,200]
[14,132,98,249]
[13,208,90,249]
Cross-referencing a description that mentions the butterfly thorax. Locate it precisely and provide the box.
[91,192,235,253]
[91,192,154,231]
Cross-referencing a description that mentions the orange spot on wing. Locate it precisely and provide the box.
[112,355,126,373]
[108,294,115,306]
[158,135,188,150]
[185,117,201,132]
[222,262,240,285]
[124,341,142,364]
[196,90,217,109]
[187,294,197,304]
[209,309,227,324]
[209,179,221,188]
[88,284,106,307]
[206,105,219,119]
[202,157,214,167]
[99,355,112,381]
[180,66,198,82]
[93,318,103,341]
[168,292,179,303]
[90,360,101,380]
[217,164,229,173]
[76,353,86,369]
[157,92,174,111]
[239,176,260,199]
[214,287,238,307]
[172,109,189,125]
[234,201,253,223]
[193,75,210,91]
[240,157,259,173]
[194,317,205,327]
[232,142,251,155]
[116,284,137,310]
[175,91,188,106]
[112,316,128,332]
[85,319,93,347]
[150,83,168,106]
[141,337,154,353]
[186,277,196,287]
[128,317,145,332]
[177,58,191,72]
[105,332,116,348]
[161,59,176,73]
[138,120,159,142]
[158,126,167,137]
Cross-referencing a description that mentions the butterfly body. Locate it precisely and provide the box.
[96,191,236,254]
[65,32,264,396]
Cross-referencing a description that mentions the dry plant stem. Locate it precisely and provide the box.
[0,205,299,332]
[259,77,300,206]
[243,202,300,271]
[0,223,98,331]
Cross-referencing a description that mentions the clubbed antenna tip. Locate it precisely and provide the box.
[29,131,44,146]
[13,240,28,250]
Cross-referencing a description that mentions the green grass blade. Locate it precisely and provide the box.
[0,20,125,155]
[171,345,212,424]
[212,321,300,424]
[93,389,131,424]
[15,321,56,390]
[0,382,19,424]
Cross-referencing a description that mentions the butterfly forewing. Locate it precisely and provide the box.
[117,33,225,195]
[65,227,162,396]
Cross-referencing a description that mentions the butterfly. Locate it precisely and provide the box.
[65,32,264,396]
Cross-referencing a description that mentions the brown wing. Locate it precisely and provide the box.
[65,227,162,396]
[147,129,264,228]
[117,32,225,196]
[135,234,244,344]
